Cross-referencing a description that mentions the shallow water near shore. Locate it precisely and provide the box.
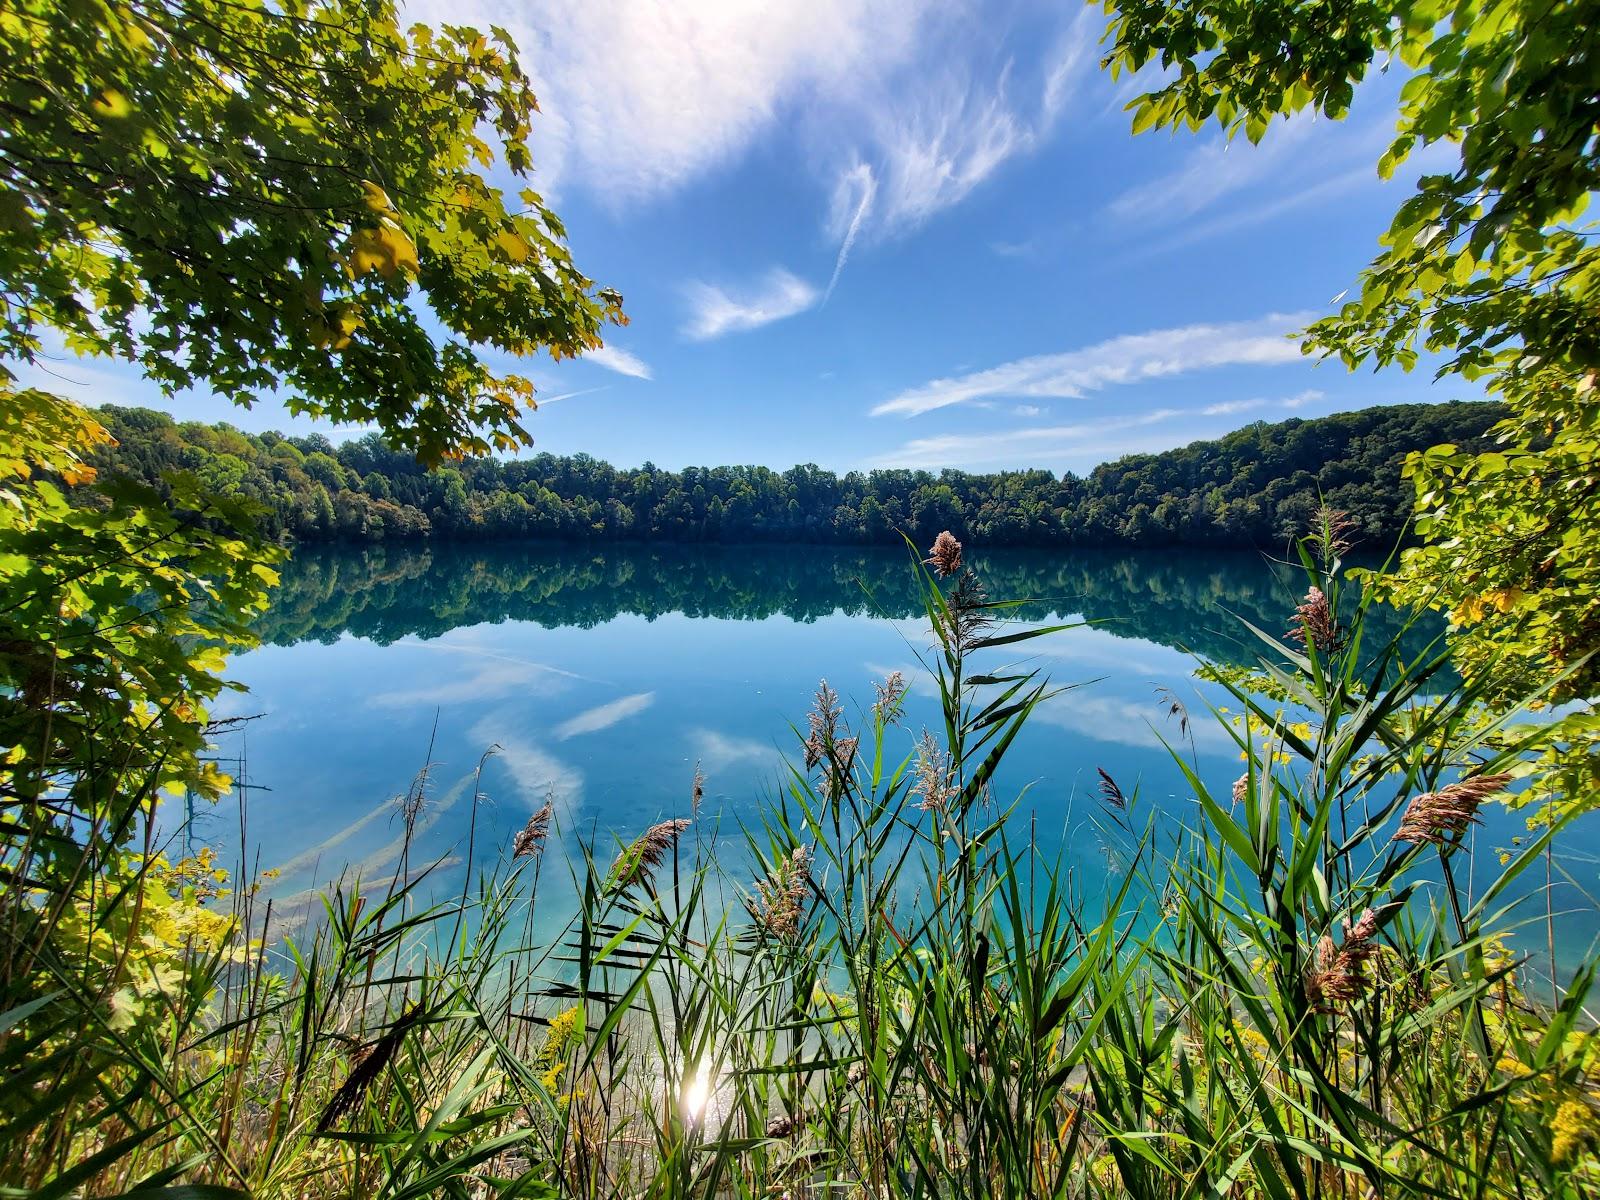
[193,541,1598,978]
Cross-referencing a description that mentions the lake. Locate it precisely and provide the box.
[202,541,1596,976]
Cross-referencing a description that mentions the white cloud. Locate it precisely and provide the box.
[1282,388,1325,409]
[825,161,877,300]
[990,238,1037,258]
[683,268,821,340]
[408,1,1097,291]
[874,313,1312,418]
[1103,113,1457,258]
[870,408,1187,470]
[827,8,1097,250]
[689,728,781,775]
[554,692,655,740]
[585,345,653,379]
[408,0,930,201]
[1013,403,1045,417]
[1107,116,1325,227]
[537,385,609,406]
[369,643,579,709]
[470,714,585,812]
[1202,398,1266,417]
[1035,692,1236,757]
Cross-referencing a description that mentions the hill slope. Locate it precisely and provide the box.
[90,400,1504,551]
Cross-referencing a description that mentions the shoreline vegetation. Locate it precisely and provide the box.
[5,531,1597,1196]
[87,400,1503,550]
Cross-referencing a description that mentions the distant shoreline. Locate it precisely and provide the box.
[89,399,1505,552]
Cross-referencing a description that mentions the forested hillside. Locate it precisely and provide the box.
[90,400,1504,550]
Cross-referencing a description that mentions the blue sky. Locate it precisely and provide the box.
[16,0,1477,475]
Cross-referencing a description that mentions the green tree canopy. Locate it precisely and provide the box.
[1098,0,1600,814]
[0,0,623,463]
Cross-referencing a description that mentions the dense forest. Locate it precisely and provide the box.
[90,400,1504,550]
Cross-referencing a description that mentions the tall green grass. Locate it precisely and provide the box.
[2,528,1596,1197]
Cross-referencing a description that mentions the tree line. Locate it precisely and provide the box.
[91,399,1504,551]
[258,540,1439,673]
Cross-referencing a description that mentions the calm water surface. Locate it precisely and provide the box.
[200,542,1597,972]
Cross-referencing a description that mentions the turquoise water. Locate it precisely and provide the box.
[200,542,1596,974]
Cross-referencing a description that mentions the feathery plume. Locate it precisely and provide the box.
[913,730,956,813]
[1155,686,1189,738]
[1304,934,1379,1011]
[803,680,843,772]
[611,818,692,891]
[512,799,553,860]
[1304,907,1389,1011]
[691,761,705,816]
[315,1004,423,1132]
[1097,767,1126,811]
[1308,504,1358,564]
[1288,586,1342,652]
[873,671,906,725]
[1344,907,1383,944]
[746,845,811,941]
[925,530,963,577]
[804,680,858,794]
[1395,773,1512,845]
[940,570,994,652]
[1232,773,1249,807]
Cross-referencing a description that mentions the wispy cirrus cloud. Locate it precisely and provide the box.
[824,162,876,300]
[470,714,585,813]
[825,7,1096,255]
[1102,110,1458,259]
[408,2,1099,295]
[869,408,1185,470]
[554,692,655,741]
[1106,116,1335,228]
[689,728,780,775]
[536,385,609,407]
[873,314,1312,418]
[408,0,931,202]
[1202,398,1266,417]
[1035,691,1237,757]
[584,345,653,380]
[683,269,821,340]
[369,641,581,710]
[1203,388,1329,417]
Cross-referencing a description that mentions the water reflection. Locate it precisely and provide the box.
[224,542,1586,975]
[257,541,1416,668]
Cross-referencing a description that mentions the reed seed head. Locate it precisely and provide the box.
[913,730,956,813]
[1394,773,1512,846]
[1097,767,1126,811]
[1308,504,1357,563]
[1344,906,1382,944]
[941,569,994,652]
[1304,933,1379,1011]
[803,680,843,772]
[746,845,811,942]
[1288,586,1342,652]
[512,799,553,860]
[926,530,963,577]
[315,1003,423,1133]
[611,818,692,891]
[1231,773,1249,807]
[873,671,907,725]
